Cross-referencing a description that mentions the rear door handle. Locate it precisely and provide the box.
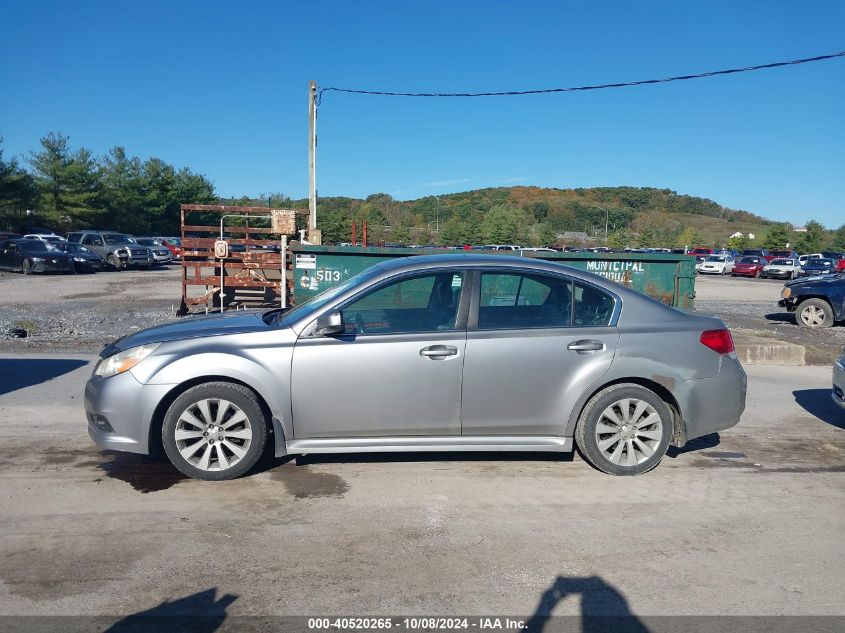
[567,340,605,354]
[420,345,458,359]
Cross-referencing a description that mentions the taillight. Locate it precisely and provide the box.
[700,329,735,354]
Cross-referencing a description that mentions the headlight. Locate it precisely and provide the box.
[94,343,160,378]
[74,257,85,262]
[781,287,791,299]
[31,257,45,262]
[798,268,805,273]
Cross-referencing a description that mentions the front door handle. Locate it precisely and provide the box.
[420,345,458,359]
[567,340,605,354]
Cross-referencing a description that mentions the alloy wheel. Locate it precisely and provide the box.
[800,304,826,327]
[594,398,663,467]
[174,398,253,472]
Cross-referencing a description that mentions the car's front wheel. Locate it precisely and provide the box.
[575,383,672,476]
[796,298,833,328]
[21,259,32,275]
[162,381,269,480]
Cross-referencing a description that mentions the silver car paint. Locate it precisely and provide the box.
[85,254,746,458]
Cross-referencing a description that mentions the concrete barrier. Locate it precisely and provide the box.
[734,334,805,366]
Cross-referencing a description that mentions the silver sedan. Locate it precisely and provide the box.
[85,254,747,480]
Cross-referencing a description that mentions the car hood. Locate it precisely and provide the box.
[785,274,845,288]
[101,310,277,356]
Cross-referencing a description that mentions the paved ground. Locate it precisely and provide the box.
[0,354,842,621]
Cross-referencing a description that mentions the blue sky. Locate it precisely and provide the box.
[1,0,843,226]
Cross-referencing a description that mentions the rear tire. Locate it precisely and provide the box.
[575,384,672,476]
[162,382,269,481]
[795,298,834,329]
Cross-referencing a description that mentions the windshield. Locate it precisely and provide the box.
[771,259,794,266]
[271,265,384,326]
[739,257,761,264]
[807,259,833,267]
[104,234,132,244]
[21,240,49,252]
[705,256,726,262]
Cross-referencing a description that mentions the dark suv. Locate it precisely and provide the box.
[66,231,153,270]
[779,275,845,328]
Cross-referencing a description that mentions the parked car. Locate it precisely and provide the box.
[768,249,798,260]
[85,254,746,480]
[797,253,823,266]
[158,237,182,260]
[66,230,153,270]
[690,247,713,256]
[698,255,735,275]
[833,348,845,409]
[483,244,522,251]
[23,233,67,248]
[519,247,557,254]
[779,275,844,328]
[133,238,174,264]
[761,258,801,280]
[52,242,105,273]
[821,252,845,273]
[0,239,74,274]
[799,258,836,277]
[731,256,766,278]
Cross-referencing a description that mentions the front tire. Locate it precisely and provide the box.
[575,384,672,476]
[795,298,834,329]
[107,254,122,271]
[162,382,269,480]
[21,259,32,275]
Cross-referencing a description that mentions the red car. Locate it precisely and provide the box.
[155,237,182,260]
[731,256,766,278]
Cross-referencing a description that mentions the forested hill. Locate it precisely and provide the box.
[281,186,774,247]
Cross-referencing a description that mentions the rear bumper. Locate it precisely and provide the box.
[677,355,747,442]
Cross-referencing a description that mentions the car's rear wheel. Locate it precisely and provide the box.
[575,384,672,476]
[162,382,268,480]
[21,259,32,275]
[796,298,833,328]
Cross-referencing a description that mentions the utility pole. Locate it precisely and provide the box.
[308,80,320,243]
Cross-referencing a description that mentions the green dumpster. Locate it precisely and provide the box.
[290,245,696,309]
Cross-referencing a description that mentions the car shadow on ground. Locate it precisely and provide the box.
[104,587,237,632]
[0,358,89,396]
[524,575,648,633]
[666,432,720,458]
[793,389,844,429]
[764,312,794,323]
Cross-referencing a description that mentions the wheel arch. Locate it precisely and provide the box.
[567,377,686,447]
[147,376,275,459]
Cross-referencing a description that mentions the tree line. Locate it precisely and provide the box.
[0,133,216,236]
[2,133,843,251]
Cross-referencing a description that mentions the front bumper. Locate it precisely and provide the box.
[31,259,73,273]
[763,270,792,278]
[833,358,845,410]
[698,268,724,274]
[677,355,747,442]
[85,369,175,455]
[732,269,758,277]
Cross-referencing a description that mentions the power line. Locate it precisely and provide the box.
[317,50,845,104]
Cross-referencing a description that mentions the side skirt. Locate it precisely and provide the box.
[285,435,573,455]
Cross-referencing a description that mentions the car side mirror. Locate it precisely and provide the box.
[315,310,344,336]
